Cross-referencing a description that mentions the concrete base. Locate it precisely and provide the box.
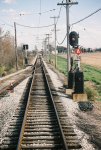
[66,89,73,95]
[72,93,87,102]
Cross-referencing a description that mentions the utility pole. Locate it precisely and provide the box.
[0,28,5,66]
[50,16,59,68]
[0,29,3,65]
[43,38,47,59]
[45,34,51,63]
[57,0,78,81]
[14,22,18,70]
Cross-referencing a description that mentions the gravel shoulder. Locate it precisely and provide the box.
[47,63,101,150]
[76,101,101,149]
[0,77,29,143]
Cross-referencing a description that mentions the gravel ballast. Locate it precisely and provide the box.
[0,77,29,143]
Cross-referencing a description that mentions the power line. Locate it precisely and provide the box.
[41,9,56,14]
[56,0,65,25]
[16,22,54,28]
[71,8,101,26]
[19,9,56,16]
[56,33,67,45]
[56,6,63,25]
[0,19,13,27]
[54,0,66,45]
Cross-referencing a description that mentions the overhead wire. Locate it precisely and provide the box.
[56,5,62,25]
[19,9,56,16]
[16,22,54,28]
[71,8,101,26]
[49,3,63,41]
[56,7,101,45]
[56,0,64,25]
[2,2,100,47]
[56,33,67,45]
[55,0,73,45]
[40,9,56,14]
[0,19,13,27]
[55,0,67,45]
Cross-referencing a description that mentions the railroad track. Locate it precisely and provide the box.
[0,55,37,96]
[0,69,33,96]
[1,56,81,150]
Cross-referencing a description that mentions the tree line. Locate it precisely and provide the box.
[0,28,36,77]
[0,28,16,76]
[57,46,101,53]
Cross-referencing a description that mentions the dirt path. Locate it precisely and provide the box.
[59,52,101,69]
[80,52,101,69]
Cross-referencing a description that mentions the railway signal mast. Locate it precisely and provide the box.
[57,0,78,86]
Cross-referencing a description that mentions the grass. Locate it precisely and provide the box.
[50,54,101,101]
[81,64,101,85]
[49,55,67,76]
[85,86,99,101]
[0,65,16,77]
[57,56,67,76]
[81,64,101,101]
[0,66,5,77]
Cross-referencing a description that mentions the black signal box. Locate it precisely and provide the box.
[69,31,79,47]
[23,44,28,50]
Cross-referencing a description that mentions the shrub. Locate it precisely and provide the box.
[0,66,6,77]
[85,87,98,101]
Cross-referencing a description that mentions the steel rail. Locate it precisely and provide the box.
[17,57,68,150]
[16,59,37,150]
[42,60,68,150]
[0,56,37,96]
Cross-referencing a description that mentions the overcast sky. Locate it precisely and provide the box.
[0,0,101,50]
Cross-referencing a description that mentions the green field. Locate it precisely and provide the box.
[50,55,101,101]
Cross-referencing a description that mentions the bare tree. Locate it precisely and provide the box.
[0,29,15,74]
